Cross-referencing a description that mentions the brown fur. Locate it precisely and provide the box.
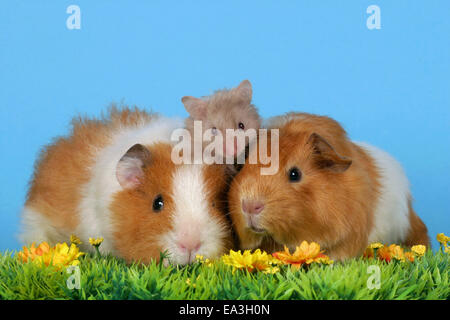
[110,143,176,264]
[229,113,429,260]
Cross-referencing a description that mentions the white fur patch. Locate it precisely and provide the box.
[159,165,228,265]
[356,143,411,244]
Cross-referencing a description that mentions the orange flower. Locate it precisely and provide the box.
[18,242,51,263]
[367,244,417,263]
[272,241,333,269]
[388,244,405,261]
[376,246,392,262]
[404,252,415,262]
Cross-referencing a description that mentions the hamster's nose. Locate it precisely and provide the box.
[224,138,238,157]
[242,199,265,215]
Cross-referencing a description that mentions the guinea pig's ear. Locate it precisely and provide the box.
[181,96,207,120]
[116,144,151,189]
[234,80,252,104]
[307,133,352,173]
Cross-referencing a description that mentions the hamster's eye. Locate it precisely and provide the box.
[238,122,245,130]
[288,167,302,183]
[152,195,164,212]
[211,127,218,135]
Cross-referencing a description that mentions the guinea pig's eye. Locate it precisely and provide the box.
[238,122,245,130]
[288,167,302,183]
[152,195,164,212]
[211,127,218,135]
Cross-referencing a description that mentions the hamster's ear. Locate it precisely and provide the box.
[307,133,352,173]
[181,96,207,120]
[234,80,252,104]
[116,144,151,189]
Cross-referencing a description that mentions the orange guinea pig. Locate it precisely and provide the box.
[229,113,430,260]
[20,107,232,265]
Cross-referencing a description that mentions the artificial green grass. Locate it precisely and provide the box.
[0,249,448,300]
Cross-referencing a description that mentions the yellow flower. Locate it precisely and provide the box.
[272,241,333,269]
[436,233,450,246]
[203,258,214,267]
[89,237,104,247]
[411,245,426,257]
[51,243,84,267]
[369,242,384,249]
[17,241,84,270]
[263,266,280,274]
[185,278,196,288]
[445,246,449,254]
[196,254,214,267]
[222,249,279,273]
[195,254,204,261]
[70,234,82,245]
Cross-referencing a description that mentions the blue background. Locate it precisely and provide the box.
[0,1,448,251]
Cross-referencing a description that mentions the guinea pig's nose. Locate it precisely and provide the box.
[178,239,202,253]
[242,199,265,215]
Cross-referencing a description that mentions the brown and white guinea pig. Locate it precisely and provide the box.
[20,107,232,265]
[229,112,430,260]
[181,80,261,162]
